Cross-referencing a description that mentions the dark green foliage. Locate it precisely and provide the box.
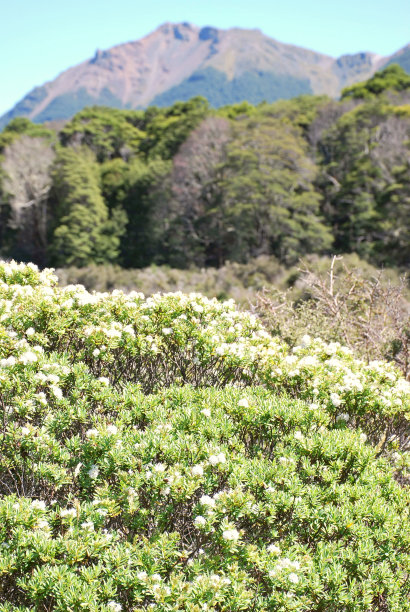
[317,99,410,266]
[50,149,126,266]
[341,64,410,99]
[152,67,313,108]
[140,96,210,160]
[119,158,171,268]
[60,106,145,162]
[219,114,333,264]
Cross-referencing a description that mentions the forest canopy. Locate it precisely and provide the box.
[0,66,409,271]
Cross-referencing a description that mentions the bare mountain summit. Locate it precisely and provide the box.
[1,23,408,128]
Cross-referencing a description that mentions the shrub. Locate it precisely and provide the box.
[55,256,287,305]
[0,261,409,610]
[254,256,410,379]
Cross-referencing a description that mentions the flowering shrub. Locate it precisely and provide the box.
[0,261,409,610]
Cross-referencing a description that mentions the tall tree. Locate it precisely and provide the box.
[220,115,332,264]
[163,116,231,267]
[317,100,410,266]
[120,158,171,268]
[50,148,126,267]
[1,135,55,264]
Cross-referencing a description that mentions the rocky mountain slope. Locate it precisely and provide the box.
[1,23,408,128]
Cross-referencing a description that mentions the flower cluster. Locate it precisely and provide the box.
[0,261,409,610]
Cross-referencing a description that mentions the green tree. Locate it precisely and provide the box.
[120,158,171,267]
[317,100,410,266]
[341,64,410,100]
[220,114,332,264]
[0,117,54,153]
[50,148,126,266]
[141,96,210,160]
[60,106,145,162]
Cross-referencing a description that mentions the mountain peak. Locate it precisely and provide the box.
[1,25,408,129]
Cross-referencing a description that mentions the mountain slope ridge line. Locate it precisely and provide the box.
[1,22,409,128]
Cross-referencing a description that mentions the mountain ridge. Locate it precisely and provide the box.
[1,22,408,128]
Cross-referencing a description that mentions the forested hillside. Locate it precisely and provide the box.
[0,65,409,272]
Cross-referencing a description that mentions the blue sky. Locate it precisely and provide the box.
[1,0,409,116]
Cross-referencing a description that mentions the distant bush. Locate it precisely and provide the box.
[55,256,287,305]
[254,255,410,380]
[0,261,409,610]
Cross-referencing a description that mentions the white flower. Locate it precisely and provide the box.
[267,544,281,554]
[194,515,206,527]
[36,519,49,530]
[152,573,162,582]
[238,398,249,408]
[107,602,122,612]
[0,356,16,367]
[81,521,94,531]
[88,465,99,479]
[359,433,367,443]
[137,571,148,581]
[51,386,63,399]
[32,500,46,510]
[47,374,60,384]
[153,463,166,473]
[106,424,118,435]
[336,413,350,422]
[192,465,204,476]
[86,428,99,438]
[201,408,211,417]
[208,452,226,466]
[26,327,35,336]
[92,348,100,357]
[222,528,240,541]
[19,351,38,364]
[162,328,173,335]
[61,508,76,518]
[98,377,110,386]
[21,426,30,436]
[288,573,299,584]
[294,431,304,441]
[199,495,215,507]
[330,392,342,407]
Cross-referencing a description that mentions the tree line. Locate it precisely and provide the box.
[0,64,409,270]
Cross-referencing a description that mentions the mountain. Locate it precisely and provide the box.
[1,23,408,128]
